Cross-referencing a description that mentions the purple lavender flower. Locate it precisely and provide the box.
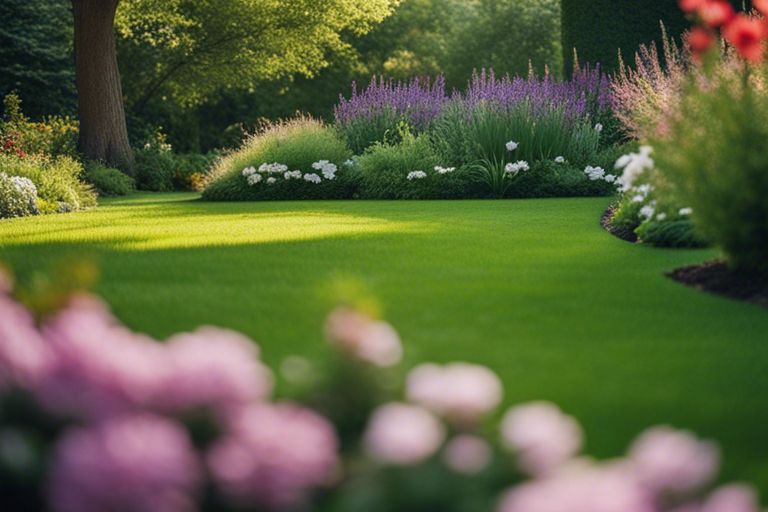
[48,414,201,512]
[207,403,339,509]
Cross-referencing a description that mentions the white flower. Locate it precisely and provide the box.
[407,171,427,180]
[632,195,645,203]
[656,213,667,221]
[500,402,583,476]
[554,156,566,164]
[639,205,656,220]
[266,177,276,184]
[258,162,289,174]
[406,363,502,424]
[283,170,302,180]
[303,173,322,184]
[343,159,355,167]
[506,141,519,152]
[615,146,654,192]
[363,403,445,465]
[679,207,693,216]
[604,174,616,183]
[246,173,262,186]
[584,166,605,181]
[312,160,338,180]
[505,161,530,175]
[241,166,258,177]
[594,123,604,132]
[434,166,455,175]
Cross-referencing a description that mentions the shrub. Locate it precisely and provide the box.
[0,154,96,212]
[0,93,78,159]
[0,172,38,219]
[649,63,768,277]
[356,132,476,200]
[203,117,353,201]
[84,162,135,197]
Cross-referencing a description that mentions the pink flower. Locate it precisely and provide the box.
[363,402,445,465]
[325,307,402,367]
[628,426,719,495]
[497,464,653,512]
[722,14,766,63]
[442,435,493,474]
[702,484,759,512]
[149,327,273,417]
[0,294,52,390]
[36,296,165,420]
[406,362,503,424]
[48,414,201,512]
[500,402,583,476]
[207,403,338,508]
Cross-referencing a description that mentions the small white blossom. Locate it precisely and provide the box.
[505,161,530,175]
[283,170,302,180]
[584,166,605,181]
[679,207,693,216]
[303,173,322,184]
[246,173,263,186]
[242,166,258,177]
[632,195,645,203]
[343,159,355,167]
[434,166,455,175]
[615,146,654,192]
[266,177,276,184]
[639,205,656,220]
[554,156,566,164]
[506,141,519,152]
[604,174,616,183]
[407,171,427,180]
[258,162,289,174]
[656,213,668,221]
[312,160,338,180]
[594,123,603,133]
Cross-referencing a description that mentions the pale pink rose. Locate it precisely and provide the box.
[702,484,759,512]
[442,435,493,474]
[207,403,338,508]
[0,294,52,390]
[37,295,166,420]
[48,414,201,512]
[500,402,583,476]
[363,402,445,465]
[150,327,273,416]
[406,362,502,424]
[497,464,653,512]
[628,426,719,495]
[325,307,402,367]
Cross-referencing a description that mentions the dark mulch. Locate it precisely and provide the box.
[667,260,768,308]
[601,206,637,243]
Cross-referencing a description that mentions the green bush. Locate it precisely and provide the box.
[356,133,477,200]
[1,93,79,159]
[85,162,135,197]
[635,219,707,248]
[0,172,38,219]
[0,154,96,212]
[506,160,615,199]
[650,64,768,278]
[203,118,353,201]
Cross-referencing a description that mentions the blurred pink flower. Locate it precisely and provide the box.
[497,464,653,512]
[207,403,338,509]
[500,402,583,476]
[628,426,719,495]
[443,435,493,474]
[406,362,503,424]
[0,294,52,390]
[36,295,166,420]
[48,414,201,512]
[149,327,273,417]
[702,484,759,512]
[363,402,445,465]
[325,307,402,367]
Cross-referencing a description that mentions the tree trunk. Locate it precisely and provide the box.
[71,0,133,174]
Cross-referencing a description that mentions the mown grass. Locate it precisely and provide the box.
[1,193,767,488]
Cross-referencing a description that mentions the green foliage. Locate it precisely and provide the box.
[338,108,405,155]
[134,133,217,192]
[85,163,136,197]
[203,118,354,201]
[430,102,600,169]
[0,0,76,119]
[650,64,768,278]
[1,93,79,159]
[0,154,96,212]
[561,0,690,74]
[635,219,707,248]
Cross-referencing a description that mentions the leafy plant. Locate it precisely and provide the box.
[85,162,136,197]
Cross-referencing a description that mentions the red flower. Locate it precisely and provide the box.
[699,0,735,27]
[722,14,766,63]
[687,27,717,60]
[679,0,706,13]
[754,0,768,16]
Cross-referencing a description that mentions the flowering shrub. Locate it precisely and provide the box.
[0,267,763,511]
[0,93,79,160]
[0,172,38,219]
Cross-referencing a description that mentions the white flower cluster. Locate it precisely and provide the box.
[505,161,530,175]
[554,156,566,164]
[312,160,337,180]
[284,170,303,180]
[583,166,616,183]
[259,163,289,174]
[594,123,603,133]
[407,171,427,180]
[304,173,322,184]
[506,140,519,152]
[0,172,39,219]
[434,166,455,175]
[614,146,654,192]
[343,159,355,168]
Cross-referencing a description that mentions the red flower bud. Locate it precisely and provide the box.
[699,0,735,28]
[687,26,717,60]
[722,14,766,63]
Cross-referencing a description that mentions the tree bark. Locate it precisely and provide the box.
[71,0,134,174]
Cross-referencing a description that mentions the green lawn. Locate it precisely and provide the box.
[2,193,768,487]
